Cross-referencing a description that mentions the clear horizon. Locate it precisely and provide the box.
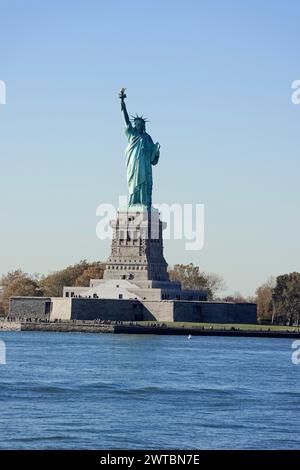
[1,0,300,297]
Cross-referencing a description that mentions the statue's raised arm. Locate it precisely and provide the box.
[119,88,130,127]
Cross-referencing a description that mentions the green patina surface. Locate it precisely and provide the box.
[119,88,160,209]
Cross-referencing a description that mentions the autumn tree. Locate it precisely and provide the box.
[168,263,225,300]
[273,272,300,325]
[1,270,43,314]
[75,262,105,287]
[255,277,275,323]
[40,260,105,296]
[40,260,90,296]
[205,273,226,299]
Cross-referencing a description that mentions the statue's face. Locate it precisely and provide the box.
[134,119,145,132]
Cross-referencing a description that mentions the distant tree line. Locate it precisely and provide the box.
[253,273,300,325]
[1,261,300,325]
[0,260,104,315]
[169,265,300,325]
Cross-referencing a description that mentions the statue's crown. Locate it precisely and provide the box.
[130,114,149,124]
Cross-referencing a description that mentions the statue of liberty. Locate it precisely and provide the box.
[119,88,160,209]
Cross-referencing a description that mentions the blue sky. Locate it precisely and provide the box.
[0,0,299,295]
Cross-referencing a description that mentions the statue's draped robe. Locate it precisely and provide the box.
[124,123,159,208]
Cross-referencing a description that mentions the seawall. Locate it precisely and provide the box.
[21,322,114,334]
[9,321,300,339]
[114,325,300,338]
[0,321,21,331]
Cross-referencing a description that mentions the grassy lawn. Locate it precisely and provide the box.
[133,321,300,332]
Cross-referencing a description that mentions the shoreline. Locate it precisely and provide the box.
[2,321,300,339]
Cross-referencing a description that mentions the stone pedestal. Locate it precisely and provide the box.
[103,207,169,282]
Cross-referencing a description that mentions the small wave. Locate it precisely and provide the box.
[0,383,74,395]
[6,435,72,442]
[34,386,70,393]
[109,385,243,398]
[273,390,300,397]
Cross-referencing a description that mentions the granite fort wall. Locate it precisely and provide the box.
[9,297,257,324]
[9,297,52,321]
[70,298,144,321]
[173,301,257,324]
